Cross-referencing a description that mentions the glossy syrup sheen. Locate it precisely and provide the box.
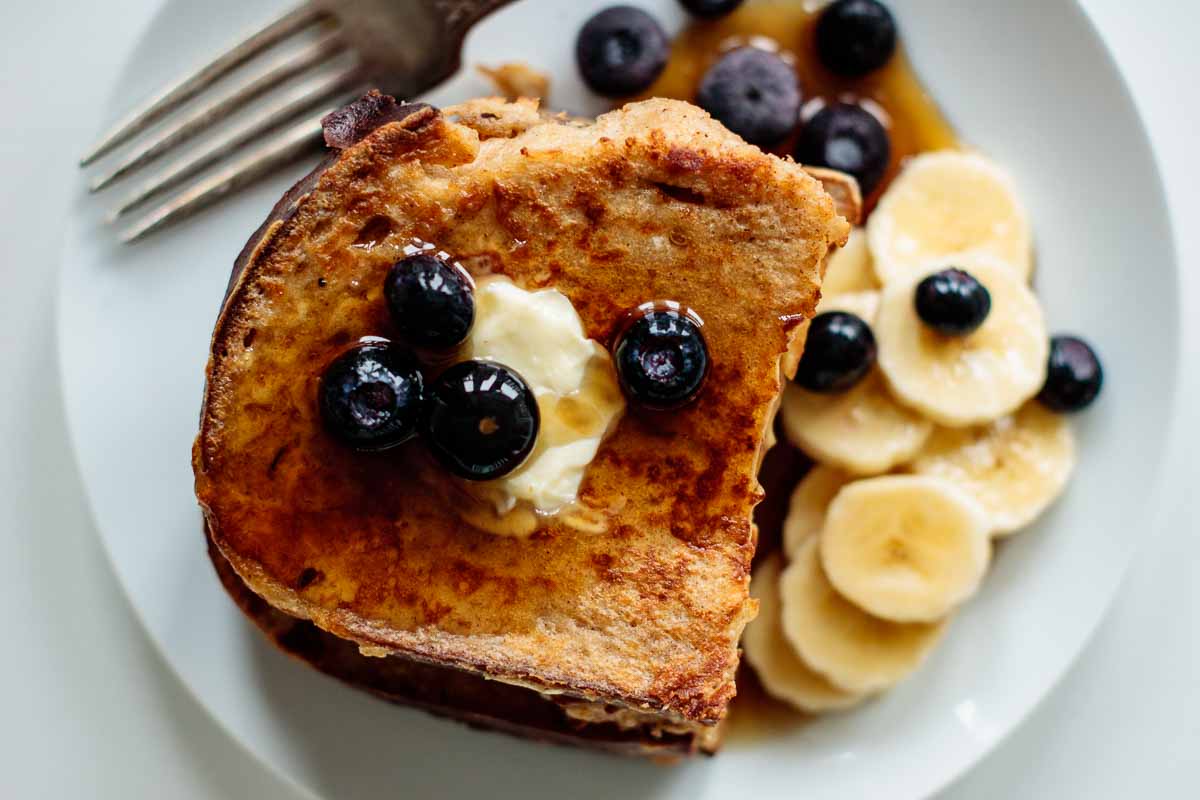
[724,665,814,745]
[634,0,960,212]
[632,0,961,736]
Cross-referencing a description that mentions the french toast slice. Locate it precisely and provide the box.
[194,93,850,751]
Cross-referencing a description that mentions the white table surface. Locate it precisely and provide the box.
[1,1,1195,797]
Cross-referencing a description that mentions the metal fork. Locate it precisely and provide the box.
[81,0,514,242]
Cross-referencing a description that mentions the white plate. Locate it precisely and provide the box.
[58,1,1179,798]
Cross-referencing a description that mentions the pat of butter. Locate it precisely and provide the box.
[467,278,624,513]
[471,280,595,396]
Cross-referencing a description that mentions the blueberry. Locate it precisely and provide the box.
[319,343,424,451]
[678,0,744,19]
[422,360,540,480]
[384,253,474,350]
[1038,336,1103,413]
[614,307,709,410]
[913,268,991,337]
[795,311,875,393]
[795,103,891,196]
[576,6,670,97]
[696,47,801,146]
[815,0,897,77]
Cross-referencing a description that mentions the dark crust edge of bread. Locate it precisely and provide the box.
[221,96,434,306]
[205,524,711,758]
[195,100,745,724]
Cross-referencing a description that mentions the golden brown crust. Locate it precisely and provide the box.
[195,97,847,727]
[206,528,715,756]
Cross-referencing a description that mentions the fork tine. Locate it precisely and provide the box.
[111,70,364,219]
[120,115,326,243]
[80,5,327,166]
[90,29,348,192]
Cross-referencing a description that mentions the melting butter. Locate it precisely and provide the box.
[465,278,625,515]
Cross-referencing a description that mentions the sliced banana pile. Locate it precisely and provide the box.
[747,150,1101,715]
[746,476,965,706]
[781,536,947,695]
[743,555,865,712]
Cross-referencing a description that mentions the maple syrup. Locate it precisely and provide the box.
[634,0,959,213]
[724,665,815,746]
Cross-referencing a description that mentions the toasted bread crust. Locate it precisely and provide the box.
[195,96,847,727]
[206,529,715,756]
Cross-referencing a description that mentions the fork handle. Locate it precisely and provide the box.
[431,0,517,35]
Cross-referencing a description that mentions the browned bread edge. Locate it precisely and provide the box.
[206,525,714,757]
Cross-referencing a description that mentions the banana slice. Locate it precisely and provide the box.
[823,227,879,294]
[876,258,1048,427]
[868,151,1032,285]
[781,373,933,476]
[820,475,991,623]
[742,555,866,712]
[782,466,852,557]
[780,537,947,694]
[908,403,1076,535]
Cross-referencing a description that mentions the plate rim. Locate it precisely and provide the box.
[55,0,1182,797]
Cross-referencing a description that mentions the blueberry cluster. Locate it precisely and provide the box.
[576,0,898,195]
[321,254,716,477]
[319,252,540,480]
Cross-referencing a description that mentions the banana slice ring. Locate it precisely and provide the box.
[820,475,991,623]
[867,151,1032,285]
[876,258,1048,427]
